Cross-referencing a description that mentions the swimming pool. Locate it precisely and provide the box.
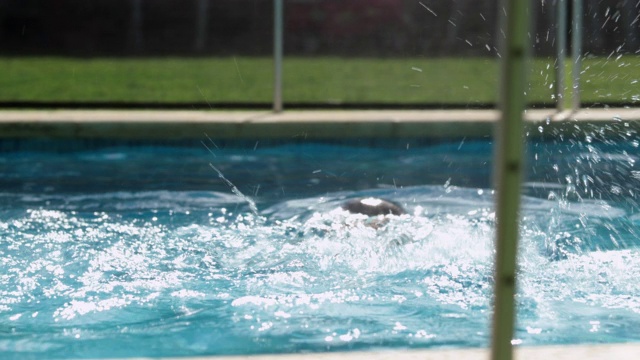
[1,127,640,359]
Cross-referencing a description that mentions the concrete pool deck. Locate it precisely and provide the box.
[126,343,640,360]
[0,107,639,139]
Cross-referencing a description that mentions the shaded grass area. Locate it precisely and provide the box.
[0,56,638,106]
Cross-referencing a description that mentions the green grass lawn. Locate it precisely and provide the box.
[0,56,638,106]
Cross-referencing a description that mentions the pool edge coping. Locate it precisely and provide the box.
[0,108,638,139]
[113,343,640,360]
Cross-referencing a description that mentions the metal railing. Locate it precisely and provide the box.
[555,0,583,112]
[274,0,583,114]
[273,0,284,113]
[571,0,583,111]
[555,0,567,112]
[491,0,529,357]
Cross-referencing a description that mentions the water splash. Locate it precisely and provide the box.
[2,182,640,357]
[419,2,437,17]
[202,135,259,217]
[208,163,259,217]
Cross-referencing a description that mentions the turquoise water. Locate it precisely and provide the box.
[1,133,640,359]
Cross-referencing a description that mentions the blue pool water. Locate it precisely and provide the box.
[2,126,640,359]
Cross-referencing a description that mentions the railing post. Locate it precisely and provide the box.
[273,0,284,113]
[555,0,567,111]
[194,0,209,52]
[129,0,143,53]
[491,0,530,359]
[571,0,583,111]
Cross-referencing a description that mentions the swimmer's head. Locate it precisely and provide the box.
[341,197,406,217]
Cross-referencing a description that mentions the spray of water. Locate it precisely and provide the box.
[208,163,259,216]
[202,135,259,217]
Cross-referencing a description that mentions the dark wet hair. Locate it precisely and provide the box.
[341,197,406,216]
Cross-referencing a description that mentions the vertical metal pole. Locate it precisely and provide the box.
[273,0,284,113]
[571,0,583,111]
[555,0,567,111]
[622,0,640,51]
[195,0,210,52]
[491,0,529,359]
[130,0,143,53]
